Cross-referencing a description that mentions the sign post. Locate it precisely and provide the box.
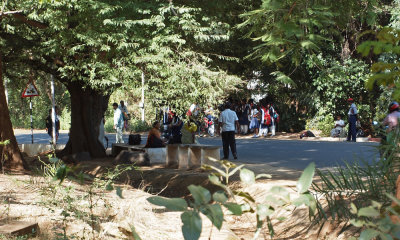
[22,81,40,144]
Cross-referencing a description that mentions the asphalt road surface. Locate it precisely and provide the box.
[15,131,379,171]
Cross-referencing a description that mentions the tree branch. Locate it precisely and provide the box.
[0,10,47,29]
[0,10,23,16]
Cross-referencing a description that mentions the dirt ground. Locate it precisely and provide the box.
[0,154,359,240]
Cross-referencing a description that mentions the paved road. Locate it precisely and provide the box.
[15,131,379,171]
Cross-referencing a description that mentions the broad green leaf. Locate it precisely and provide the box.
[269,186,290,202]
[358,206,380,218]
[147,196,188,211]
[208,175,222,186]
[223,203,243,216]
[201,204,224,230]
[213,191,228,203]
[349,219,365,228]
[296,162,315,193]
[188,185,211,205]
[265,195,286,207]
[292,194,310,207]
[240,168,255,185]
[257,204,274,220]
[181,211,202,240]
[350,203,357,214]
[359,229,380,240]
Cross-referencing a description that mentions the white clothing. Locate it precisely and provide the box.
[259,127,268,136]
[348,103,358,115]
[114,108,124,128]
[240,125,248,135]
[116,126,124,143]
[189,104,199,116]
[335,119,345,131]
[219,109,238,132]
[251,109,259,119]
[270,125,276,136]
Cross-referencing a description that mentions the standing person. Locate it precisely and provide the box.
[181,118,198,144]
[269,103,278,137]
[259,103,271,137]
[346,98,359,142]
[119,101,129,131]
[169,113,183,144]
[113,103,124,143]
[239,99,250,135]
[219,102,239,160]
[249,105,260,138]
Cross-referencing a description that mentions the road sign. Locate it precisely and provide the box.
[22,81,39,98]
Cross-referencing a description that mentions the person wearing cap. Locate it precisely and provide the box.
[383,101,400,133]
[218,102,239,160]
[346,98,358,142]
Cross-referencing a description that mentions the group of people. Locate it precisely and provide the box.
[233,99,279,138]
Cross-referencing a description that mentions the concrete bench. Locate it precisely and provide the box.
[166,144,221,170]
[111,143,145,156]
[19,144,65,157]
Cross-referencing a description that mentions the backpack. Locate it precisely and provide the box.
[262,107,271,125]
[129,134,141,145]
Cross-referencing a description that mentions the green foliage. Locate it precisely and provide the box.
[306,110,335,137]
[59,107,71,130]
[147,159,317,240]
[357,27,400,101]
[129,119,150,133]
[348,196,400,240]
[313,129,400,221]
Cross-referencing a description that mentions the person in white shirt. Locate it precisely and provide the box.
[113,103,124,143]
[119,101,129,131]
[330,115,345,137]
[346,98,358,142]
[218,102,239,160]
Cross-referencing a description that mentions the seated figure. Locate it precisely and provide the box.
[330,115,345,137]
[145,121,166,148]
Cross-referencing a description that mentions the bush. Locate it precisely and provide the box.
[130,119,150,133]
[59,108,71,130]
[104,117,114,133]
[306,109,334,137]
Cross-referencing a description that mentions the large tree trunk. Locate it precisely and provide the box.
[0,54,28,171]
[60,81,110,158]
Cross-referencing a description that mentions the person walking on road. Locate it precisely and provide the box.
[113,103,124,143]
[219,102,239,160]
[346,98,359,142]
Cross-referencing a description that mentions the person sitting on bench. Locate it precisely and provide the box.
[330,115,345,137]
[145,121,166,148]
